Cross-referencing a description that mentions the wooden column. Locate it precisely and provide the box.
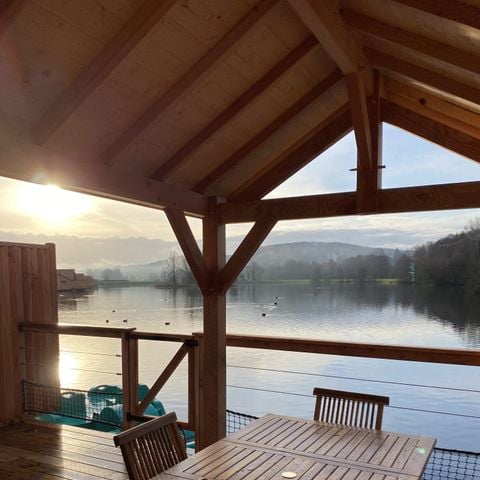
[199,198,226,449]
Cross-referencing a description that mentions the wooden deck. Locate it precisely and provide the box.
[0,420,127,480]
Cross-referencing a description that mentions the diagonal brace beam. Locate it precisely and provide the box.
[136,344,188,413]
[165,208,209,294]
[218,219,276,294]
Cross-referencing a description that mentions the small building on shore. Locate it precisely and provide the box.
[56,269,97,292]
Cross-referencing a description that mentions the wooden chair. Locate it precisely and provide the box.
[313,387,389,430]
[113,412,187,480]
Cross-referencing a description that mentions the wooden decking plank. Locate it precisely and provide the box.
[0,445,124,480]
[0,431,126,472]
[7,422,118,447]
[0,427,124,463]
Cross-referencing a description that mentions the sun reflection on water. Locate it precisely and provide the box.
[59,351,78,386]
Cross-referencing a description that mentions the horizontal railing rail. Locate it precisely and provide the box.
[20,323,196,343]
[218,333,480,366]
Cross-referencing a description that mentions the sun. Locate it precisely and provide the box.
[16,183,94,224]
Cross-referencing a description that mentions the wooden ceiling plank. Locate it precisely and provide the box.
[101,0,279,162]
[220,182,480,223]
[149,34,318,181]
[164,208,209,293]
[0,154,208,217]
[384,78,480,140]
[192,68,343,193]
[342,9,480,77]
[366,48,480,108]
[382,99,480,163]
[219,218,277,294]
[392,0,480,31]
[229,105,352,201]
[0,0,27,36]
[31,0,178,145]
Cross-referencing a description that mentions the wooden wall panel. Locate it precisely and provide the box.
[0,242,59,423]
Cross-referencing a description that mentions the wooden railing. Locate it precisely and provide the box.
[19,323,197,431]
[19,323,480,450]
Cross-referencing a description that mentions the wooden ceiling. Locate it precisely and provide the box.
[0,0,479,219]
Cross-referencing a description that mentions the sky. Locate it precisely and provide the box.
[1,124,480,268]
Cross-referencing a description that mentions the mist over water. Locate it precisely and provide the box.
[58,283,480,451]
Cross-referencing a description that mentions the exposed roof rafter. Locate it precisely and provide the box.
[229,104,351,202]
[382,99,480,164]
[193,68,343,193]
[288,0,374,178]
[342,9,480,77]
[366,48,480,107]
[287,0,370,78]
[149,34,318,181]
[101,0,279,162]
[384,78,480,140]
[31,0,178,145]
[393,0,480,31]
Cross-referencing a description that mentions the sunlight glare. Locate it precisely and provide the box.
[59,351,78,386]
[16,183,93,224]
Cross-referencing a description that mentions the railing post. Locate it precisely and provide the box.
[121,331,138,429]
[193,332,204,451]
[186,340,196,432]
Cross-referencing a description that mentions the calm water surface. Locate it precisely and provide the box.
[58,283,480,451]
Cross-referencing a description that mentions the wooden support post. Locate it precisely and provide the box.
[199,198,226,449]
[356,70,382,213]
[187,343,196,431]
[121,331,138,429]
[193,332,204,452]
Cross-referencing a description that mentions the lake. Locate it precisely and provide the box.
[58,283,480,451]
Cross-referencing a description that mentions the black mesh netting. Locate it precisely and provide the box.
[225,409,480,480]
[22,380,123,427]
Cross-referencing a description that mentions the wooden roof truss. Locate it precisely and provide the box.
[0,0,480,222]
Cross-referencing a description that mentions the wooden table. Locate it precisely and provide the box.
[156,414,436,480]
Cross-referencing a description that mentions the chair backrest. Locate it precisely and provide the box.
[313,387,389,430]
[113,412,187,480]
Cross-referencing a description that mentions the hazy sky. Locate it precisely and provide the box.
[1,124,480,268]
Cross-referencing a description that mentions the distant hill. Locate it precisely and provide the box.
[250,242,399,267]
[88,241,402,282]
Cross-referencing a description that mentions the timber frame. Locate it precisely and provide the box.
[2,0,480,448]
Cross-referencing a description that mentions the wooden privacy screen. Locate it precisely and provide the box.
[0,242,59,423]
